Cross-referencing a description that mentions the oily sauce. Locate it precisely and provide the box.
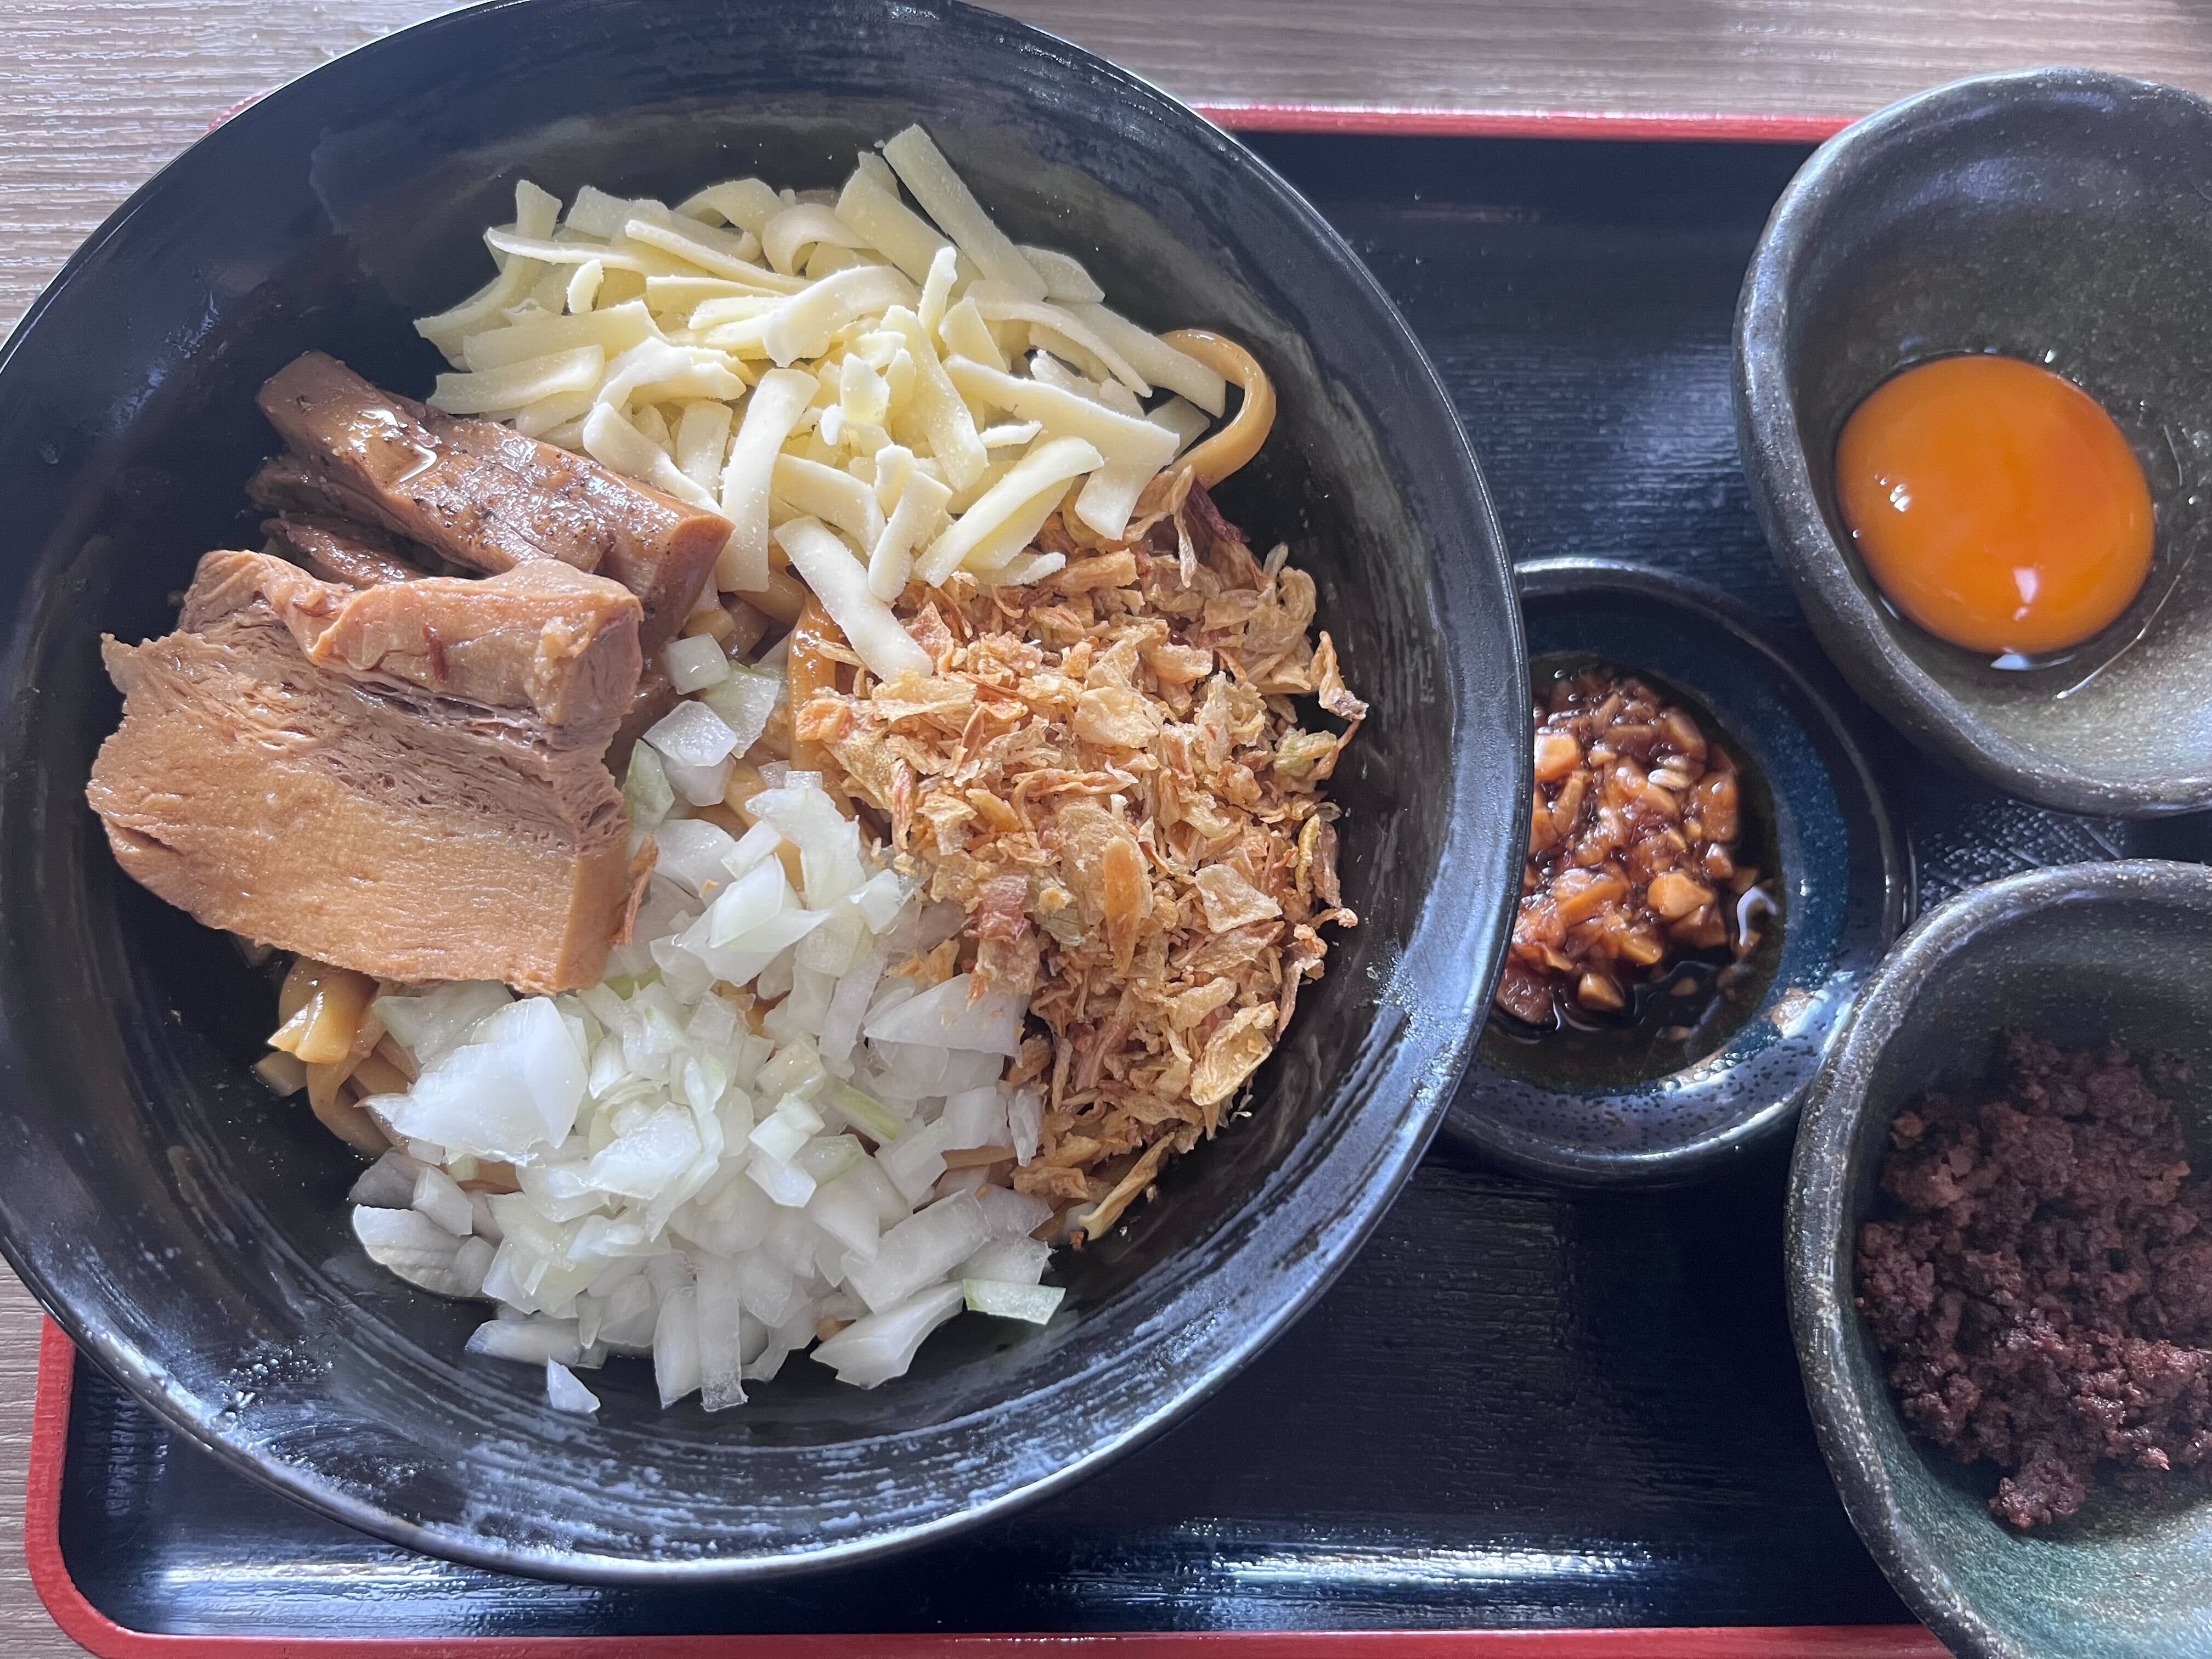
[1835,354,2153,657]
[1486,661,1782,1090]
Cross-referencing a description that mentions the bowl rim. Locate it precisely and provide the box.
[1732,65,2212,818]
[1784,857,2212,1659]
[1442,554,1903,1188]
[0,0,1526,1583]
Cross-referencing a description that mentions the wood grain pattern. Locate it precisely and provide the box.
[0,1273,77,1655]
[9,0,2212,336]
[1004,0,2212,121]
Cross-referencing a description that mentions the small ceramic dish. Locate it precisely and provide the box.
[1441,558,1904,1187]
[1788,860,2212,1659]
[1735,67,2212,816]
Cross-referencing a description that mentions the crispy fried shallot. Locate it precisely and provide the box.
[810,467,1359,1241]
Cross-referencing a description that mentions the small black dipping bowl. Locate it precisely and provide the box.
[1790,861,2212,1659]
[1442,558,1903,1187]
[1736,67,2212,816]
[0,0,1527,1582]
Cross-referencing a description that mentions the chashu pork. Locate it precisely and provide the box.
[257,351,725,651]
[262,511,436,589]
[88,551,648,994]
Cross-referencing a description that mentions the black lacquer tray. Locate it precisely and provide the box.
[32,128,2207,1655]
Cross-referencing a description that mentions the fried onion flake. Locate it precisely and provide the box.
[815,472,1359,1242]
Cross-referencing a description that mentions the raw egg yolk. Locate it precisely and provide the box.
[1833,354,2153,656]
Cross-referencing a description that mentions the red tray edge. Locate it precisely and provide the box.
[36,96,1884,1659]
[25,1320,1944,1658]
[1194,103,1849,143]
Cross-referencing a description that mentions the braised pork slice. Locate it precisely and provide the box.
[608,660,681,777]
[257,352,725,650]
[262,512,435,588]
[246,454,351,521]
[88,552,647,993]
[186,552,644,729]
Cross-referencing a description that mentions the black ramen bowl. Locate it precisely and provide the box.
[0,0,1525,1583]
[1735,67,2212,816]
[1789,861,2212,1658]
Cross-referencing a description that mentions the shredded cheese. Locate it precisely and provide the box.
[412,125,1252,595]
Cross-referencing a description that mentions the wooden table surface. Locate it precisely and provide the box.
[5,1,2211,1649]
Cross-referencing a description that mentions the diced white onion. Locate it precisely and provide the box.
[878,1116,955,1206]
[695,1256,747,1410]
[373,982,511,1070]
[653,819,741,900]
[624,744,675,834]
[941,1085,1009,1150]
[697,664,781,756]
[664,634,732,693]
[546,1358,601,1414]
[652,1285,702,1405]
[353,1206,475,1295]
[748,1148,816,1208]
[811,1280,965,1387]
[817,951,885,1071]
[348,1150,427,1209]
[372,996,586,1161]
[411,1165,475,1237]
[644,699,741,769]
[659,751,736,808]
[962,1235,1052,1286]
[864,973,1026,1056]
[962,1279,1064,1323]
[1009,1087,1043,1166]
[468,1316,584,1366]
[870,1040,1006,1100]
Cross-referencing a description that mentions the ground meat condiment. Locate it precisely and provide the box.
[1494,668,1762,1027]
[1857,1034,2212,1528]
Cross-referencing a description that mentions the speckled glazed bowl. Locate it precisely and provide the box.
[1789,861,2212,1658]
[0,0,1526,1583]
[1736,68,2212,816]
